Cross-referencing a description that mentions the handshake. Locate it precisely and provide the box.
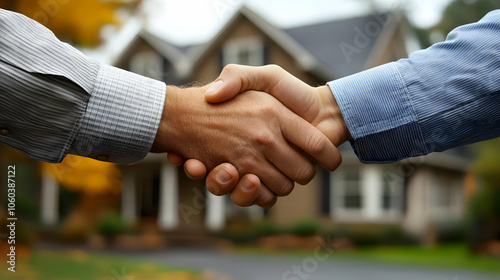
[150,64,352,209]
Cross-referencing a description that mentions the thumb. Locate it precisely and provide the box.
[204,80,236,103]
[204,64,280,103]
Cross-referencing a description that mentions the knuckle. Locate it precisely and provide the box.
[238,155,258,173]
[252,128,276,147]
[273,178,294,197]
[260,101,277,116]
[324,148,343,172]
[265,64,283,72]
[307,130,327,155]
[332,154,343,171]
[222,63,238,74]
[296,163,316,185]
[207,180,225,196]
[256,193,277,209]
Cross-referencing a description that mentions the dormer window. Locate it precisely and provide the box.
[222,37,265,66]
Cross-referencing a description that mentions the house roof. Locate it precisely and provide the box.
[283,12,399,78]
[338,142,475,171]
[118,6,404,82]
[183,5,333,81]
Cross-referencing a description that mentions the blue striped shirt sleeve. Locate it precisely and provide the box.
[328,9,500,163]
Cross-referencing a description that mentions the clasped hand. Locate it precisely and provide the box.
[152,65,351,208]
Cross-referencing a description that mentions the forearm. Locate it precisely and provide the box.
[0,9,165,164]
[329,9,500,163]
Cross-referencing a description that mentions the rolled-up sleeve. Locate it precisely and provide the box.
[328,9,500,163]
[0,9,166,164]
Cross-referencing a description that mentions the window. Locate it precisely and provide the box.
[331,166,403,223]
[222,37,265,66]
[381,171,403,212]
[129,52,164,80]
[331,169,364,220]
[430,172,464,220]
[382,183,392,210]
[343,171,362,209]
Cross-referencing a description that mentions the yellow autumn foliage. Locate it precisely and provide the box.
[41,155,122,195]
[0,0,141,46]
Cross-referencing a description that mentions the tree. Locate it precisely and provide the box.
[467,138,500,254]
[415,0,500,48]
[0,0,141,46]
[41,155,122,195]
[434,0,500,35]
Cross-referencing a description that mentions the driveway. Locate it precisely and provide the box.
[126,248,498,280]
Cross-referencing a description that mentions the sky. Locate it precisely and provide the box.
[139,0,454,46]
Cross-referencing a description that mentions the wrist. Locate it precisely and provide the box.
[151,85,186,153]
[316,85,352,145]
[151,85,211,154]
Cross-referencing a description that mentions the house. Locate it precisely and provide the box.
[38,6,472,241]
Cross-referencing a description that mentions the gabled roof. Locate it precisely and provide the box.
[183,5,332,81]
[111,6,406,82]
[284,12,402,78]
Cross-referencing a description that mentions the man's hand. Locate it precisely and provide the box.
[168,65,352,207]
[151,84,341,208]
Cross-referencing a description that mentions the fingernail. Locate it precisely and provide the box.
[241,179,254,192]
[216,169,231,184]
[206,80,223,95]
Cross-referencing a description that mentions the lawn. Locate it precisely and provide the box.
[0,250,199,280]
[337,244,500,276]
[238,244,500,276]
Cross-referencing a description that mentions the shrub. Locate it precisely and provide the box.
[287,220,321,237]
[435,222,466,244]
[96,211,126,238]
[253,220,280,236]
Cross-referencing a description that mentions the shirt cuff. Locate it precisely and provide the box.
[69,64,166,164]
[328,63,428,163]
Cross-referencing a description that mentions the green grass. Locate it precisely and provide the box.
[0,250,198,280]
[337,244,500,275]
[237,244,500,276]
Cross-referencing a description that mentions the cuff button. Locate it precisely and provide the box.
[0,128,10,136]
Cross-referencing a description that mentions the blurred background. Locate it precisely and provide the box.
[0,0,500,279]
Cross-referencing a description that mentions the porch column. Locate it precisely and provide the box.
[121,168,137,225]
[41,173,59,226]
[363,166,383,220]
[205,190,225,231]
[158,162,179,230]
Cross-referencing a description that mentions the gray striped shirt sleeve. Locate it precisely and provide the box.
[0,9,166,164]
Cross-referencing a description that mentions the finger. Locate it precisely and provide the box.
[263,136,316,185]
[241,159,294,197]
[167,153,186,166]
[205,163,239,196]
[254,183,278,209]
[281,112,341,172]
[184,159,208,180]
[204,64,287,103]
[230,174,261,207]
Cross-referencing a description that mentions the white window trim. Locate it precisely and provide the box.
[331,166,403,223]
[428,171,464,222]
[222,37,265,66]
